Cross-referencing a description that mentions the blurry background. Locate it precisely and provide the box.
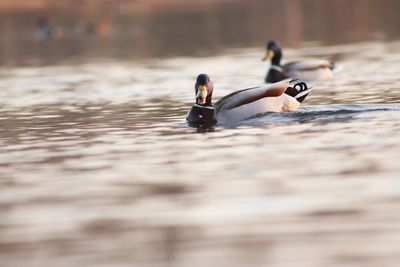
[1,1,400,267]
[1,0,400,65]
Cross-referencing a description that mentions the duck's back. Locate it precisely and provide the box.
[214,81,299,124]
[284,59,334,81]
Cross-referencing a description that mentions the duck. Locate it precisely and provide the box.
[262,40,335,83]
[36,17,63,41]
[186,74,312,125]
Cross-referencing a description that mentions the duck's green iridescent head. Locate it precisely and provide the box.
[195,74,213,106]
[262,40,282,65]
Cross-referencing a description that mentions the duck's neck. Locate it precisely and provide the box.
[269,65,283,72]
[196,97,213,107]
[271,49,282,66]
[271,56,281,66]
[196,101,213,107]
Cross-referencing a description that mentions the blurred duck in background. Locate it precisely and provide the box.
[186,74,312,125]
[74,18,111,36]
[36,17,63,41]
[262,40,336,83]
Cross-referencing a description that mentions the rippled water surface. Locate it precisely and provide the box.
[1,41,400,267]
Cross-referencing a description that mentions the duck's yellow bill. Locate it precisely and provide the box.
[262,49,274,61]
[196,85,208,104]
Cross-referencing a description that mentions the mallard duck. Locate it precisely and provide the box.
[186,74,312,125]
[36,17,63,40]
[262,40,335,83]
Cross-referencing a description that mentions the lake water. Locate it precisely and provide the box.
[1,39,400,267]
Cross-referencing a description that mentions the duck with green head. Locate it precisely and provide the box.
[186,73,312,125]
[263,40,335,83]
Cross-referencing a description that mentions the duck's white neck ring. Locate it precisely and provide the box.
[270,65,283,72]
[194,104,215,109]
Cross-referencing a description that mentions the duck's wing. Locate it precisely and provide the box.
[283,59,334,72]
[215,79,290,112]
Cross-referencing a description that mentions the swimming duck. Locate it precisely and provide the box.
[36,17,63,41]
[262,40,335,83]
[186,74,312,125]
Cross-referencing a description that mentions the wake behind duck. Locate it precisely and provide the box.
[186,74,312,125]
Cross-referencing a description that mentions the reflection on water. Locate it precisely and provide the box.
[1,0,400,66]
[1,40,400,266]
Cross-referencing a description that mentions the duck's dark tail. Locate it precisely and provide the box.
[285,80,312,103]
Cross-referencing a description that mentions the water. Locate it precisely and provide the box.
[2,0,400,66]
[1,40,400,266]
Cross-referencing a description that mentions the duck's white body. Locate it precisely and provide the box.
[214,80,300,124]
[283,59,334,81]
